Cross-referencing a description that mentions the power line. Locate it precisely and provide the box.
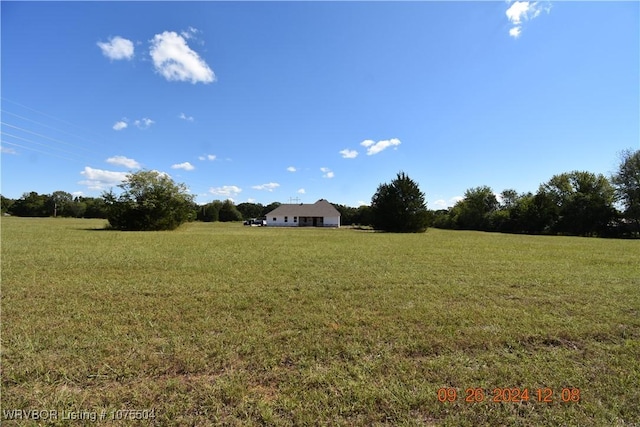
[1,122,95,153]
[0,109,108,149]
[1,97,112,144]
[1,141,79,162]
[1,131,89,160]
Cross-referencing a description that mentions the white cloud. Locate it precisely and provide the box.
[360,138,401,155]
[1,146,17,155]
[432,200,448,209]
[113,118,154,130]
[357,200,368,206]
[209,185,242,197]
[179,112,194,122]
[360,139,375,148]
[505,1,531,25]
[320,167,334,179]
[157,170,172,179]
[506,1,551,38]
[252,182,280,192]
[198,154,216,161]
[287,166,297,172]
[432,196,464,209]
[106,155,141,169]
[113,120,128,131]
[339,149,358,159]
[297,188,306,194]
[79,167,128,190]
[171,162,195,171]
[134,118,154,129]
[150,31,215,84]
[97,36,134,60]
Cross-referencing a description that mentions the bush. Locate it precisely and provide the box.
[103,170,195,231]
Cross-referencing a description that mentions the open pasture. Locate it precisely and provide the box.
[1,218,639,426]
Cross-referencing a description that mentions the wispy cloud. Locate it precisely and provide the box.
[198,154,216,161]
[339,149,358,159]
[97,36,134,60]
[179,112,194,122]
[171,162,195,171]
[1,146,18,155]
[320,167,334,179]
[360,138,401,155]
[150,30,215,84]
[134,118,154,129]
[209,185,242,198]
[181,27,201,41]
[113,120,128,131]
[287,166,297,172]
[106,155,141,169]
[297,188,306,194]
[79,167,128,190]
[252,182,280,192]
[505,1,552,39]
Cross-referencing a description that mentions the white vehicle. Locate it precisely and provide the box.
[244,218,266,226]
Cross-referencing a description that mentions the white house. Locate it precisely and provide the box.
[265,199,340,227]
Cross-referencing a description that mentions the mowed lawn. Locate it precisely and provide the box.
[2,217,639,426]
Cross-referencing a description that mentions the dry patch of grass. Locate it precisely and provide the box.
[2,218,639,425]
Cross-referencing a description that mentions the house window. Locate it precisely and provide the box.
[272,217,276,221]
[294,217,297,222]
[284,216,288,222]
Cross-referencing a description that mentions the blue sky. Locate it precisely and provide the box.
[2,1,638,208]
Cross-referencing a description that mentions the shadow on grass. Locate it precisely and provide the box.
[75,226,112,231]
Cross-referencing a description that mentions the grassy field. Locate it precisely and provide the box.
[1,217,639,426]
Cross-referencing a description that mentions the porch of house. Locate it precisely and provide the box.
[298,216,324,227]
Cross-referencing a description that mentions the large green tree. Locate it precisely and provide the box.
[218,200,243,222]
[451,186,499,231]
[50,191,73,217]
[237,202,264,220]
[197,201,222,222]
[103,170,195,231]
[538,171,616,236]
[371,172,429,232]
[611,149,640,234]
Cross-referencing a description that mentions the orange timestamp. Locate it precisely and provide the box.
[437,387,580,403]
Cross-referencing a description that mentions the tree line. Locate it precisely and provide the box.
[2,149,637,237]
[0,189,373,227]
[431,150,639,238]
[1,192,109,218]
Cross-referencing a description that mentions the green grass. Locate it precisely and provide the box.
[2,217,639,426]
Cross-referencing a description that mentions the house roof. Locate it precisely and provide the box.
[266,199,340,217]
